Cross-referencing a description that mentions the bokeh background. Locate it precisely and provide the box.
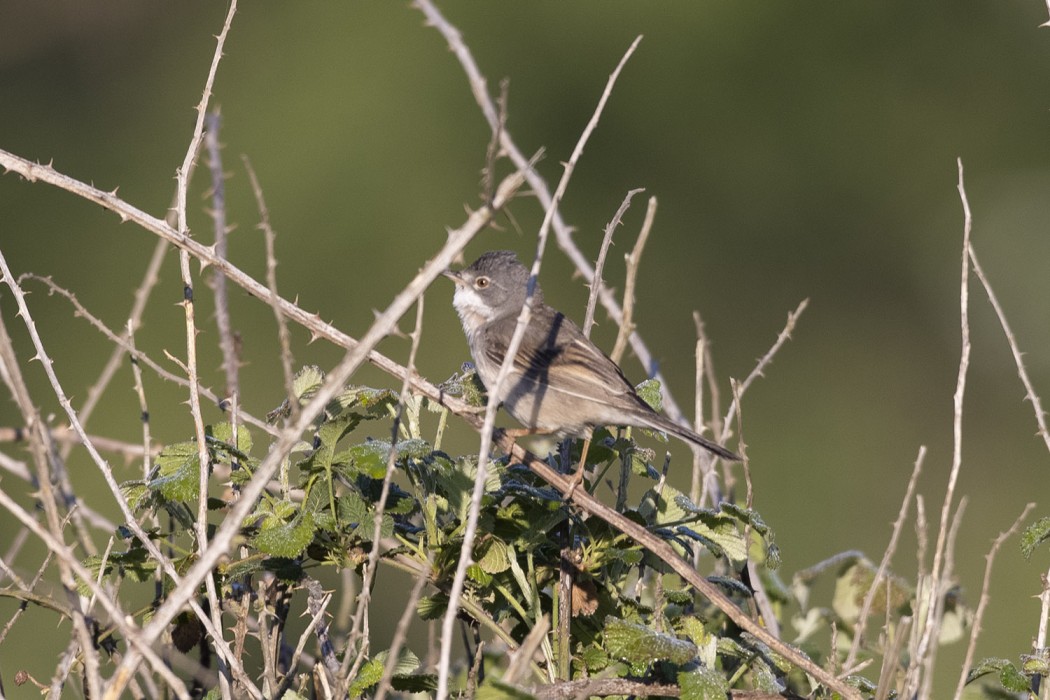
[2,1,1049,695]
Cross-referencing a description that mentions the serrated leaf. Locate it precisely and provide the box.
[206,422,253,456]
[348,657,383,697]
[467,563,492,585]
[635,378,663,412]
[1000,662,1033,692]
[1021,650,1050,676]
[678,666,729,700]
[391,673,437,693]
[766,542,782,571]
[692,521,747,564]
[253,511,315,558]
[148,443,199,503]
[348,440,392,478]
[603,616,697,666]
[293,365,326,401]
[580,644,610,672]
[477,538,511,574]
[417,595,447,620]
[1021,516,1050,561]
[720,502,772,539]
[965,657,1013,685]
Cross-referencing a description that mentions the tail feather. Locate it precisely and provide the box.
[644,414,740,461]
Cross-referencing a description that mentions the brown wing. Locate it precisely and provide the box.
[481,308,648,412]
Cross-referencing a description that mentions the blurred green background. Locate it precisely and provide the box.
[2,1,1049,695]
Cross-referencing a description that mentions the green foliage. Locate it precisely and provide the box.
[83,364,1009,697]
[1020,515,1050,560]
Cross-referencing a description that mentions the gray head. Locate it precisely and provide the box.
[443,251,543,325]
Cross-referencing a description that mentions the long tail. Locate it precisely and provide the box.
[646,414,740,461]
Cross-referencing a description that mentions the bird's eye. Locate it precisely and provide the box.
[475,277,490,289]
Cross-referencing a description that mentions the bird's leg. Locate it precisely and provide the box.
[564,437,592,500]
[497,427,556,461]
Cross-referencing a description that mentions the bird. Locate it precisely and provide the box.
[442,250,739,462]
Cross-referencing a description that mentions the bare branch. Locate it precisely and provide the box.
[719,298,808,446]
[583,188,643,338]
[243,154,299,427]
[968,243,1050,453]
[953,503,1035,699]
[907,157,973,697]
[611,195,657,364]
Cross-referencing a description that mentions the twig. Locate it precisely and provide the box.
[288,586,333,689]
[64,238,168,460]
[19,272,274,435]
[345,296,428,690]
[0,483,191,699]
[908,158,973,698]
[919,496,967,699]
[242,155,298,426]
[435,35,642,700]
[0,425,159,460]
[719,298,808,445]
[611,195,656,364]
[953,503,1035,699]
[374,556,433,700]
[173,7,238,693]
[480,78,509,208]
[731,379,779,639]
[0,279,102,697]
[491,436,862,699]
[583,188,643,338]
[205,109,241,403]
[127,321,154,479]
[692,312,725,507]
[968,243,1050,453]
[691,332,706,502]
[846,446,926,670]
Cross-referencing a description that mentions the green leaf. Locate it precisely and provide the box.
[417,595,447,621]
[293,365,326,402]
[467,563,492,585]
[348,657,383,697]
[477,538,511,574]
[635,378,663,412]
[1000,662,1033,692]
[678,666,729,700]
[965,657,1013,685]
[1021,650,1050,676]
[720,502,772,539]
[348,440,392,478]
[253,510,315,558]
[603,616,697,666]
[391,673,437,693]
[1021,516,1050,560]
[579,644,610,672]
[148,442,200,503]
[205,422,253,457]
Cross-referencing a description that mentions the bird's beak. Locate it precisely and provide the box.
[442,269,462,284]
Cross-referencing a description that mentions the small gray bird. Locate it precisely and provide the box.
[443,250,739,462]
